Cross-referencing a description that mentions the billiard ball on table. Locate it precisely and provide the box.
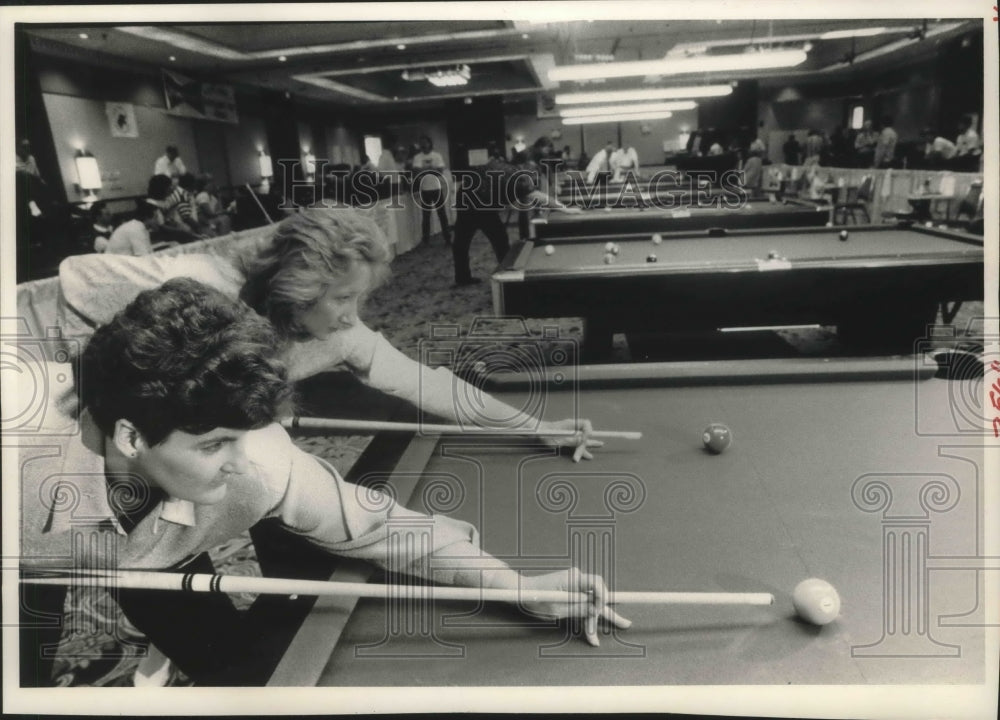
[610,244,620,255]
[839,230,849,241]
[646,254,657,263]
[702,423,732,453]
[651,233,663,245]
[792,578,841,626]
[603,253,615,265]
[604,242,615,252]
[544,244,555,256]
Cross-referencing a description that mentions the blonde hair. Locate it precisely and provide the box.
[240,209,391,340]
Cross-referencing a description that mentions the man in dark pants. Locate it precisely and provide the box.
[17,278,627,686]
[451,144,579,286]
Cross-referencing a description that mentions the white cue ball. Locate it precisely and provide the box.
[792,578,841,626]
[604,242,615,252]
[652,233,663,244]
[544,244,555,255]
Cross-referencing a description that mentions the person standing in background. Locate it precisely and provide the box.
[16,139,42,178]
[611,144,640,181]
[153,145,187,184]
[782,134,802,165]
[873,116,898,168]
[853,120,878,168]
[585,140,616,184]
[410,135,452,246]
[954,114,981,170]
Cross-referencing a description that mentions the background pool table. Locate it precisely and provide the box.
[268,358,987,689]
[493,224,983,361]
[532,198,830,240]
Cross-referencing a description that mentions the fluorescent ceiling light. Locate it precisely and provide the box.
[562,110,674,125]
[556,85,732,104]
[559,101,695,117]
[819,27,887,40]
[549,49,807,82]
[425,65,471,87]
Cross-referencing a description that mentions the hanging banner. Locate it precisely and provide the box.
[163,69,239,124]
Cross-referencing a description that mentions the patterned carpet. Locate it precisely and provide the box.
[49,225,984,686]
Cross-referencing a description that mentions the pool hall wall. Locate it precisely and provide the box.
[23,35,371,206]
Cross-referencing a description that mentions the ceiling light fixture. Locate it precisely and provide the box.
[279,55,287,62]
[562,110,675,125]
[555,84,733,104]
[549,48,807,82]
[559,100,696,117]
[403,64,471,87]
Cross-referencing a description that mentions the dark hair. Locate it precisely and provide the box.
[178,172,197,191]
[80,277,293,445]
[135,199,159,221]
[239,209,391,340]
[90,201,109,222]
[147,174,174,201]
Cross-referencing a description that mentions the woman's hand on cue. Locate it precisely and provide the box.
[540,418,603,462]
[520,568,632,647]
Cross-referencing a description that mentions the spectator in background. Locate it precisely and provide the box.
[707,142,724,156]
[742,145,765,197]
[954,114,981,168]
[409,135,452,246]
[748,133,767,160]
[921,127,958,168]
[195,175,232,236]
[873,116,898,169]
[611,144,640,181]
[853,120,878,168]
[153,145,187,183]
[585,140,616,184]
[804,130,825,163]
[147,173,202,241]
[103,200,163,256]
[828,126,854,167]
[91,201,115,253]
[16,139,42,179]
[782,134,802,165]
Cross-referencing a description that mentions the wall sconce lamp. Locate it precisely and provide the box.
[74,149,102,204]
[258,148,274,182]
[301,148,316,182]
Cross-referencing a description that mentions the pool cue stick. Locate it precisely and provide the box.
[281,416,641,441]
[18,570,772,606]
[245,183,274,224]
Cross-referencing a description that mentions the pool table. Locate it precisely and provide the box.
[557,179,730,209]
[267,358,987,698]
[532,198,830,240]
[493,223,983,361]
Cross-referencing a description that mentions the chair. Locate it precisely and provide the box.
[940,181,984,233]
[833,175,872,224]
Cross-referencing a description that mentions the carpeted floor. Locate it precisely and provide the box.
[48,226,985,686]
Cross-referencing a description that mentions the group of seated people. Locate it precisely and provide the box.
[89,172,237,257]
[20,207,618,687]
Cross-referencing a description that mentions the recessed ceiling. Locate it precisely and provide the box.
[22,19,977,108]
